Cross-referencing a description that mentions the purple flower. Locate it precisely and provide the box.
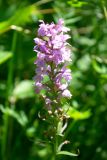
[34,19,72,109]
[59,83,68,90]
[62,89,72,98]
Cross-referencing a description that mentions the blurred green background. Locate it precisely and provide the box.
[0,0,107,160]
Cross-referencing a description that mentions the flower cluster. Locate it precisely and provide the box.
[34,19,72,109]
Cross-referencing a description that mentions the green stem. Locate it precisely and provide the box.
[7,31,18,97]
[2,31,18,160]
[2,111,9,160]
[52,136,57,160]
[52,119,59,160]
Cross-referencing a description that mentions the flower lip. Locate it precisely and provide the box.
[62,89,72,98]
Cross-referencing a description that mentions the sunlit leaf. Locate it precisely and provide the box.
[0,4,38,34]
[68,0,87,8]
[0,51,12,65]
[101,74,107,79]
[67,107,91,120]
[13,80,35,99]
[63,105,91,120]
[92,60,107,74]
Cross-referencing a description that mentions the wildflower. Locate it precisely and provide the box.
[34,19,72,109]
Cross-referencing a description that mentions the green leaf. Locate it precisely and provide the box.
[101,74,107,79]
[42,75,50,83]
[67,107,91,120]
[0,4,38,34]
[77,54,91,71]
[65,16,81,24]
[57,121,63,136]
[63,105,91,120]
[68,0,87,8]
[92,60,102,73]
[0,51,12,65]
[57,151,78,157]
[0,105,28,126]
[26,127,36,137]
[77,37,96,46]
[13,80,35,100]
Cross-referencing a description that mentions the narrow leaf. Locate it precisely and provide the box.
[57,151,78,157]
[0,105,28,126]
[0,51,12,65]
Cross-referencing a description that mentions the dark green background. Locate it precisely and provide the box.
[0,0,107,160]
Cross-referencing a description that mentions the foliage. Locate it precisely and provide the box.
[0,0,107,160]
